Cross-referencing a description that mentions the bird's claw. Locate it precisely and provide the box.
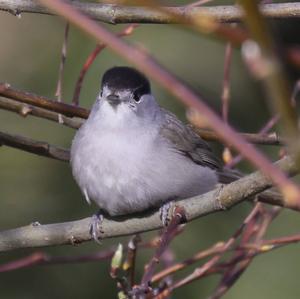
[159,201,173,226]
[90,213,104,244]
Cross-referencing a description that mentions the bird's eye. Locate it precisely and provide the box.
[133,92,141,103]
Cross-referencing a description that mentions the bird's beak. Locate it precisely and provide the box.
[106,94,121,107]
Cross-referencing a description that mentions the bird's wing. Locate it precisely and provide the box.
[159,109,222,171]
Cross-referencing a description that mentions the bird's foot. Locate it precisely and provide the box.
[89,211,104,244]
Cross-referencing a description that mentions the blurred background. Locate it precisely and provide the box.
[1,0,300,298]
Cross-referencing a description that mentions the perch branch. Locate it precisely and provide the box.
[1,1,300,24]
[0,155,298,252]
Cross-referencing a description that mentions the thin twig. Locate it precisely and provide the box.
[208,205,279,299]
[72,24,138,105]
[55,22,70,123]
[221,42,233,124]
[195,128,284,145]
[123,235,141,287]
[151,242,225,284]
[155,204,262,296]
[184,0,215,8]
[0,249,115,272]
[225,114,281,168]
[140,207,185,288]
[221,41,233,164]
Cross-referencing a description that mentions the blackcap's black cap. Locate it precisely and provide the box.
[101,67,151,97]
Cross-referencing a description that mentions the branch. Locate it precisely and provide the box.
[0,131,69,162]
[0,249,115,272]
[239,1,299,155]
[0,89,285,146]
[194,128,284,146]
[0,97,83,129]
[1,1,300,24]
[0,155,297,252]
[0,83,89,119]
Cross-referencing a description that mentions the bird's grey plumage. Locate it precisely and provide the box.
[160,109,221,171]
[70,67,237,217]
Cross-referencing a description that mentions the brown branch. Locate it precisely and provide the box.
[140,207,185,289]
[159,204,262,295]
[208,206,279,299]
[0,83,89,119]
[123,235,141,287]
[1,1,300,24]
[1,88,285,146]
[151,242,225,284]
[0,249,115,272]
[0,97,83,129]
[153,212,300,288]
[0,155,297,253]
[0,131,69,162]
[197,129,284,145]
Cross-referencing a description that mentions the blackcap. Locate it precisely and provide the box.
[70,66,237,238]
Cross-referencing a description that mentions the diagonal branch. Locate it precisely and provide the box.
[0,155,297,253]
[1,1,300,24]
[18,0,300,207]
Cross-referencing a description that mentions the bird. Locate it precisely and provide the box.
[70,66,238,240]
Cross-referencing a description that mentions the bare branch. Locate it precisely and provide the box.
[140,207,185,287]
[0,155,297,252]
[0,131,69,162]
[0,97,83,129]
[0,249,115,272]
[1,88,285,146]
[0,83,89,119]
[195,128,284,146]
[1,1,300,24]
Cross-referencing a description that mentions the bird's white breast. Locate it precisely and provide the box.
[71,103,218,216]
